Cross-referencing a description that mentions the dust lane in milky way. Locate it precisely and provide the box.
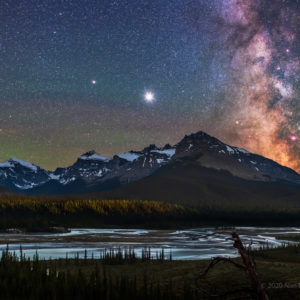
[0,0,299,171]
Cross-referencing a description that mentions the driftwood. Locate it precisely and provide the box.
[201,231,269,300]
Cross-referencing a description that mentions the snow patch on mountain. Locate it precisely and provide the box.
[0,161,13,168]
[156,158,167,164]
[151,149,176,157]
[80,153,111,162]
[226,146,235,154]
[60,177,76,185]
[49,173,60,180]
[236,147,249,154]
[15,183,37,189]
[8,158,38,172]
[117,152,141,162]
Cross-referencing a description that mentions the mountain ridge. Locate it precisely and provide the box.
[0,130,299,194]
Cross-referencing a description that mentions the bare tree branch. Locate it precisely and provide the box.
[201,256,246,277]
[200,231,269,300]
[232,231,269,300]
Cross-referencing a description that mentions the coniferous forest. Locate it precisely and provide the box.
[1,194,300,229]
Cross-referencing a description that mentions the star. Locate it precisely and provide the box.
[290,136,298,141]
[91,80,96,85]
[144,91,154,103]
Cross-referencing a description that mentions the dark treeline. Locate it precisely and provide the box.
[99,247,172,264]
[1,194,300,228]
[0,195,193,229]
[0,247,199,300]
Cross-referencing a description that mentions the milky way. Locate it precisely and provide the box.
[213,0,300,171]
[0,0,299,171]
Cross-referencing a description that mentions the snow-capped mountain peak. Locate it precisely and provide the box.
[0,158,48,190]
[0,158,39,172]
[79,150,111,162]
[8,158,39,172]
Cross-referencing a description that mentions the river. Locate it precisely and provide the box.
[0,227,298,260]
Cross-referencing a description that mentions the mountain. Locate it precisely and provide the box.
[0,143,176,194]
[0,158,50,190]
[0,130,299,195]
[102,131,300,207]
[105,158,300,209]
[30,144,177,194]
[173,131,300,183]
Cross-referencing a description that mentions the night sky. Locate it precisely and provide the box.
[1,0,299,171]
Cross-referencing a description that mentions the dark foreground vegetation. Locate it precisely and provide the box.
[1,193,300,229]
[1,244,300,299]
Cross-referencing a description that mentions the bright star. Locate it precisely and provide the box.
[290,135,298,141]
[91,80,96,85]
[144,91,154,102]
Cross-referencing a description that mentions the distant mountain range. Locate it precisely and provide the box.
[1,131,300,196]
